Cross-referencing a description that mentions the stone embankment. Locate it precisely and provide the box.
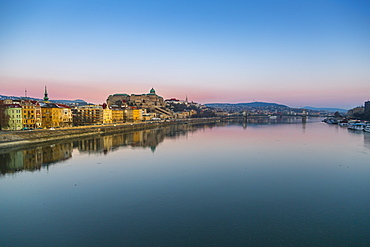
[0,118,221,148]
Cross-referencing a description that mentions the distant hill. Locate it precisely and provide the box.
[206,102,289,108]
[302,106,348,113]
[50,99,88,105]
[236,102,289,108]
[0,95,89,105]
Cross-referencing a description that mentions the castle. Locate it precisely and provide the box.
[106,88,165,110]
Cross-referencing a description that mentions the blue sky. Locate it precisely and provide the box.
[1,0,369,108]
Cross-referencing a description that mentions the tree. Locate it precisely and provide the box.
[334,111,342,118]
[0,101,10,130]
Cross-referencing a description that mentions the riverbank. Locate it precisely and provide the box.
[0,118,223,148]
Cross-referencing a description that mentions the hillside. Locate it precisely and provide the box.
[0,95,89,105]
[206,102,289,108]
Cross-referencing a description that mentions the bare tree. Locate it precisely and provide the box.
[0,101,10,130]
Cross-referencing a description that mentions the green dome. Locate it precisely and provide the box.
[150,88,156,94]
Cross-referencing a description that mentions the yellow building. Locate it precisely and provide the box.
[21,100,42,129]
[41,103,72,128]
[40,88,72,128]
[103,108,112,124]
[125,108,143,122]
[111,109,125,124]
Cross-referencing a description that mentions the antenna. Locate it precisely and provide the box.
[25,89,27,98]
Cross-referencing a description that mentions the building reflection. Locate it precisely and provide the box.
[364,132,370,150]
[226,116,313,126]
[0,143,73,176]
[75,123,220,154]
[0,123,220,176]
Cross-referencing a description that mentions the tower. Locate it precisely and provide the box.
[43,86,49,101]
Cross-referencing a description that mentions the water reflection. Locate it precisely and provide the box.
[227,116,316,126]
[0,143,73,175]
[4,117,366,176]
[0,122,221,176]
[364,132,370,150]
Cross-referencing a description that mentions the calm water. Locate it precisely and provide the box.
[1,118,370,247]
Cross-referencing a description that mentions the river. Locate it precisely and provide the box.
[1,117,370,246]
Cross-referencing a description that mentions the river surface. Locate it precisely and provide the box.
[1,117,370,246]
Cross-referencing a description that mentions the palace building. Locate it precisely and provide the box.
[106,88,165,110]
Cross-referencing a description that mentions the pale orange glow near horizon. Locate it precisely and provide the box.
[1,75,368,109]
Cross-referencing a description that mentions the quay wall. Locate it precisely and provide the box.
[0,118,222,148]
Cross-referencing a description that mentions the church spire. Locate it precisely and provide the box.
[43,86,49,101]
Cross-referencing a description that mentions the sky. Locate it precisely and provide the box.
[0,0,369,109]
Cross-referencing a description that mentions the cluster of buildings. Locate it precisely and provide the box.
[0,87,201,131]
[347,101,370,120]
[206,103,323,117]
[0,88,73,130]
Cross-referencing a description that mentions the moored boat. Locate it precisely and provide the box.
[348,121,365,131]
[323,118,338,124]
[338,119,349,127]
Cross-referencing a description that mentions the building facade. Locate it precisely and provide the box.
[111,109,125,124]
[72,105,104,126]
[125,108,143,122]
[41,103,72,128]
[21,100,42,129]
[106,88,166,110]
[5,104,23,130]
[365,101,370,119]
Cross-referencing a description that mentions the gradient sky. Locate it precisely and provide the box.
[1,0,369,108]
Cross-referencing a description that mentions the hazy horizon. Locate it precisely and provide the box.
[1,0,369,109]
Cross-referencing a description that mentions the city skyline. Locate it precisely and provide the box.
[1,0,369,109]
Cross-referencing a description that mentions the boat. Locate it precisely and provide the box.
[347,122,365,131]
[364,124,370,133]
[323,118,338,124]
[338,119,348,127]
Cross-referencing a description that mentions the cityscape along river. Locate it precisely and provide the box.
[1,117,370,246]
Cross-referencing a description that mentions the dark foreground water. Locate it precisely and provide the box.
[1,118,370,246]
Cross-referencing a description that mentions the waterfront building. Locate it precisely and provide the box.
[21,100,42,129]
[72,105,104,126]
[40,88,72,128]
[4,103,23,130]
[125,108,143,122]
[365,101,370,119]
[111,109,125,124]
[41,103,72,128]
[59,105,73,127]
[142,111,157,121]
[103,107,112,124]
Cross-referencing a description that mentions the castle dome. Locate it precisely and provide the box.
[150,88,156,94]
